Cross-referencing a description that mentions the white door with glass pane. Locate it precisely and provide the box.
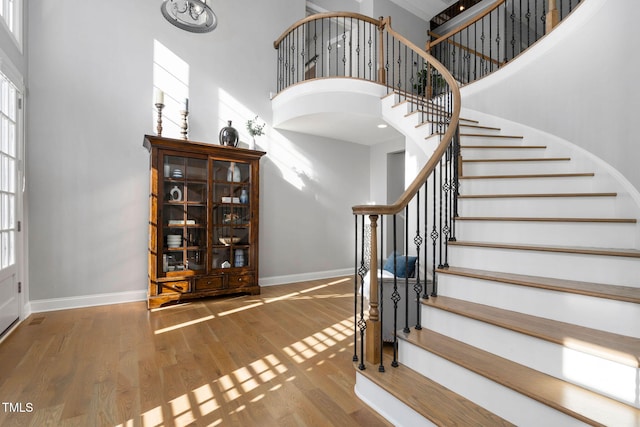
[0,73,21,337]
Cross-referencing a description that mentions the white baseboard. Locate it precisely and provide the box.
[24,269,353,313]
[259,268,353,287]
[28,289,147,313]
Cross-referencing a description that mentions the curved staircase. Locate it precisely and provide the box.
[354,95,640,426]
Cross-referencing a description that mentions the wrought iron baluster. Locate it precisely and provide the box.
[489,9,493,73]
[355,18,360,79]
[452,125,460,240]
[385,32,390,91]
[327,18,332,77]
[357,214,367,370]
[496,1,506,68]
[443,140,452,268]
[391,214,400,368]
[509,1,516,60]
[537,0,542,38]
[423,178,430,299]
[396,39,402,93]
[367,21,373,81]
[480,18,486,77]
[431,160,438,297]
[414,188,424,328]
[438,142,444,271]
[527,0,531,47]
[403,205,410,334]
[292,27,297,84]
[342,16,347,76]
[335,18,339,77]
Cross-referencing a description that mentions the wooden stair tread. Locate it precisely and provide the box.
[422,295,640,367]
[455,216,637,223]
[449,240,640,259]
[458,192,617,199]
[459,172,595,179]
[356,356,514,426]
[462,157,570,163]
[460,144,546,149]
[435,266,640,304]
[460,124,501,131]
[460,133,524,139]
[400,328,640,426]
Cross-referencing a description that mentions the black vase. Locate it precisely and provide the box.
[219,120,239,147]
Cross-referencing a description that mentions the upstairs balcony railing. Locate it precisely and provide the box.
[274,14,461,369]
[428,0,583,85]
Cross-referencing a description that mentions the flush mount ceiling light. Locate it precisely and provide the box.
[161,0,217,33]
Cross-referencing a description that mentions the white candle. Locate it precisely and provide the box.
[155,88,164,105]
[184,98,189,112]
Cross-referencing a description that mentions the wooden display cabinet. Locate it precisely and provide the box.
[144,135,266,309]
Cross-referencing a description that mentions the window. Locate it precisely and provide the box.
[0,71,17,270]
[0,0,22,49]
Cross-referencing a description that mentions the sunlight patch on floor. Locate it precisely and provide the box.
[283,317,354,364]
[216,277,352,317]
[132,278,357,425]
[154,314,215,335]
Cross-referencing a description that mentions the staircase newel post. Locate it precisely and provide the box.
[546,0,560,33]
[366,214,382,365]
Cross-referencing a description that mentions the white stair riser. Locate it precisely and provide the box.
[461,147,548,159]
[436,274,640,338]
[458,196,619,218]
[383,111,438,143]
[354,374,436,427]
[418,307,639,407]
[398,340,589,427]
[462,160,574,176]
[448,245,640,287]
[459,176,596,194]
[460,136,525,146]
[455,220,636,248]
[459,126,501,135]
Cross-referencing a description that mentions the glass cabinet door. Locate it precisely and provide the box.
[161,154,208,276]
[211,160,251,270]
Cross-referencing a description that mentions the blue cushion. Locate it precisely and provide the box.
[383,253,417,278]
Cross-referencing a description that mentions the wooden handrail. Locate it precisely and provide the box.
[428,31,503,67]
[273,12,383,49]
[429,0,504,50]
[352,19,461,217]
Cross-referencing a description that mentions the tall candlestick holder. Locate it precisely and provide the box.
[155,103,165,136]
[180,110,189,140]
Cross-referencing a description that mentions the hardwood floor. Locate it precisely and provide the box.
[0,277,390,427]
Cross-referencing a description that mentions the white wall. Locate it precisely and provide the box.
[25,0,370,302]
[372,0,430,49]
[461,0,640,193]
[314,0,430,48]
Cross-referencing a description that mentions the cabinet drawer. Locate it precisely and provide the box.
[228,273,255,288]
[195,276,224,291]
[160,280,190,294]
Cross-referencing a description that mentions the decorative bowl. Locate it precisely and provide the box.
[219,237,240,245]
